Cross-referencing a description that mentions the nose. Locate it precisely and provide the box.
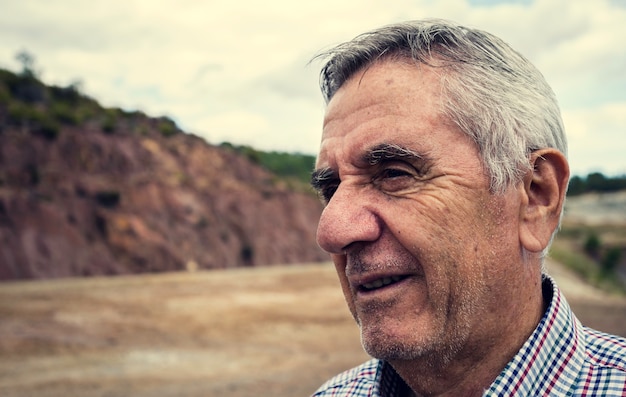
[316,185,381,254]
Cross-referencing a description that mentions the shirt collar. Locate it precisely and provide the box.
[484,274,586,396]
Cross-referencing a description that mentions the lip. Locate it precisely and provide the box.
[350,272,413,295]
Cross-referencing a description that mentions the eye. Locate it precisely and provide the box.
[380,168,412,179]
[373,164,419,193]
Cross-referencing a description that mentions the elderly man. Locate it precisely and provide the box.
[310,19,626,396]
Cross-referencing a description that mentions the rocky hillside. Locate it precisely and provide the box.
[0,68,326,280]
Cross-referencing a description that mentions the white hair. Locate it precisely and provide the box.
[316,18,567,194]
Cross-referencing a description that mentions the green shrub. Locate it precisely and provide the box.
[36,118,60,140]
[549,245,598,281]
[601,248,622,277]
[7,101,38,124]
[0,84,10,105]
[10,75,45,103]
[101,109,118,134]
[7,101,59,139]
[583,232,601,258]
[50,101,79,125]
[75,104,96,124]
[49,84,81,104]
[157,116,178,137]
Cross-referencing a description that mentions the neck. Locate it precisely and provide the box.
[393,273,546,397]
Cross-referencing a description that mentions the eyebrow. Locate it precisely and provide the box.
[363,143,423,165]
[310,167,337,191]
[310,143,424,191]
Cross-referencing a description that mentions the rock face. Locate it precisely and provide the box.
[0,119,327,280]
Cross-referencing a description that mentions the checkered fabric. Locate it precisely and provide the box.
[312,276,626,396]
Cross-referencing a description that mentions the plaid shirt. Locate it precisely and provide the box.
[312,276,626,396]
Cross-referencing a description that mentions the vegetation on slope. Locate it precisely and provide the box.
[551,230,625,294]
[219,142,316,192]
[0,51,327,279]
[0,51,182,142]
[1,51,317,190]
[4,51,625,193]
[1,50,624,284]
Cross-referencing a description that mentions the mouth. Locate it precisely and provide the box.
[358,275,409,292]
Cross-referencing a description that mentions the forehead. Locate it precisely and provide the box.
[324,60,442,123]
[318,60,465,168]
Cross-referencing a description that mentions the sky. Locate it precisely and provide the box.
[1,0,625,177]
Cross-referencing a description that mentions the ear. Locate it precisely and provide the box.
[519,149,570,253]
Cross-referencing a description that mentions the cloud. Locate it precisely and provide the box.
[563,102,626,176]
[0,0,624,174]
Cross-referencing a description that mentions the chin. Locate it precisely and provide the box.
[360,326,430,361]
[360,324,467,365]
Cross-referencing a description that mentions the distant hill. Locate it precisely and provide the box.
[567,173,626,196]
[0,67,326,280]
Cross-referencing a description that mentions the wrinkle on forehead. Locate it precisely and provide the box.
[317,60,454,175]
[325,59,445,119]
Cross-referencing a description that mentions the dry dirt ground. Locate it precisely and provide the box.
[0,260,625,397]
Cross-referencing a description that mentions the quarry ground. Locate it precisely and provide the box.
[0,260,625,397]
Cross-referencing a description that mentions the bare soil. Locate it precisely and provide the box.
[0,260,624,397]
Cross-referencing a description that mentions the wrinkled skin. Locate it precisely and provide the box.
[313,60,568,395]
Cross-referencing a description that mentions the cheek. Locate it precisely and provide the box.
[387,195,466,252]
[390,193,507,281]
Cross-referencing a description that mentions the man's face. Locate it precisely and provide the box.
[313,61,526,364]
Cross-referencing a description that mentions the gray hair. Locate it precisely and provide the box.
[316,19,567,194]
